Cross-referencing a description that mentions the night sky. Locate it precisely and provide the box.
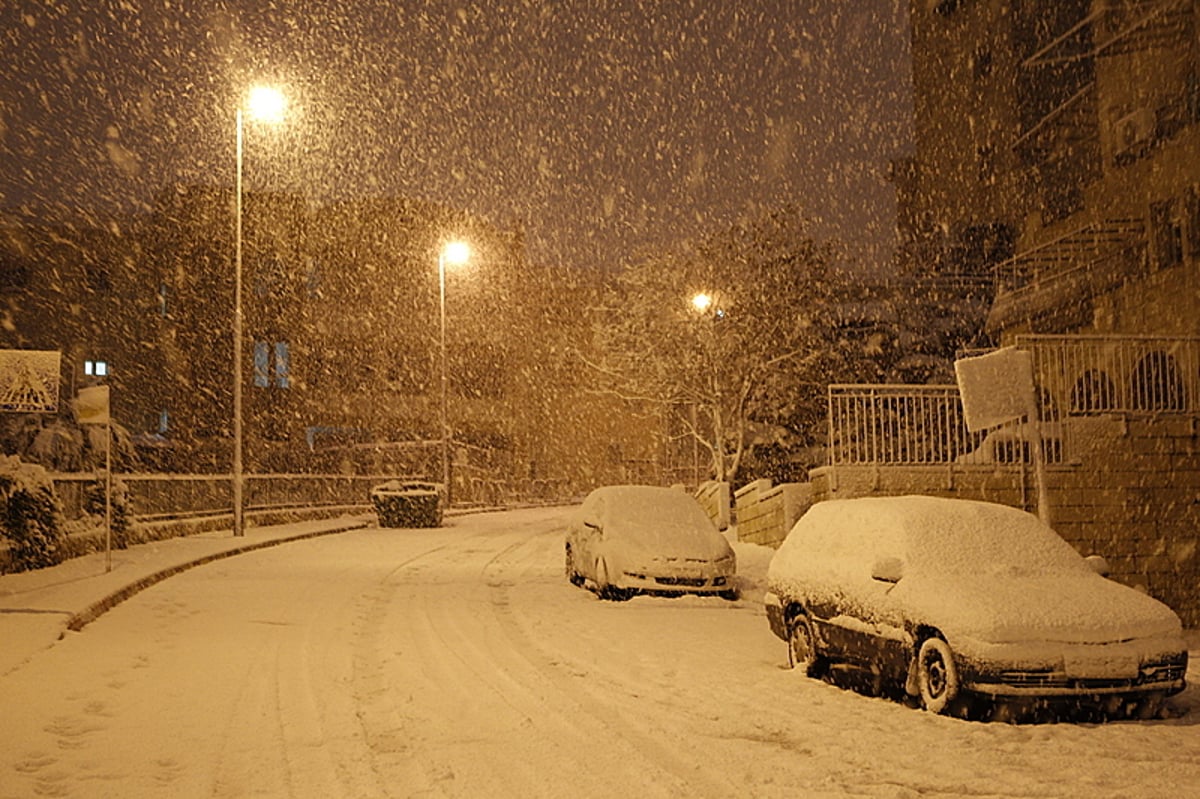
[0,0,912,273]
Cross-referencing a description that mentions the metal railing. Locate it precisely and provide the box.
[46,472,401,523]
[1018,334,1200,416]
[827,335,1200,467]
[827,384,978,466]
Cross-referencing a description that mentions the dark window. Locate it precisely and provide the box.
[1070,369,1116,414]
[253,341,291,388]
[972,47,993,80]
[1131,351,1186,411]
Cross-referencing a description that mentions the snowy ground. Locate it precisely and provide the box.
[1,505,1198,798]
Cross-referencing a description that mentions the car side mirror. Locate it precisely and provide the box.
[1084,554,1110,577]
[871,556,904,584]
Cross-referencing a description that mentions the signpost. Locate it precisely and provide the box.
[954,347,1051,525]
[76,385,113,571]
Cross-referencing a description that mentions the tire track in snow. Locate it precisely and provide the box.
[356,510,741,797]
[476,525,742,798]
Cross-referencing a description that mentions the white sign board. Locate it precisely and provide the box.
[0,349,61,413]
[76,385,111,426]
[954,347,1035,432]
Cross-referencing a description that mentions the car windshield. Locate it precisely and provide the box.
[597,487,714,542]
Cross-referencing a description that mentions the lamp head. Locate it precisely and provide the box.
[246,85,287,124]
[442,240,471,266]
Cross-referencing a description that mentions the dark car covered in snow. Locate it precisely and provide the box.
[764,496,1187,720]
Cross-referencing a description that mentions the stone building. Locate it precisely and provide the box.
[812,0,1200,623]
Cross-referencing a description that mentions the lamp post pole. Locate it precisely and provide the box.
[233,108,246,537]
[437,241,470,506]
[232,85,285,537]
[438,249,450,504]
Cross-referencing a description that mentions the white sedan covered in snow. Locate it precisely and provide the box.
[565,485,738,601]
[764,496,1188,719]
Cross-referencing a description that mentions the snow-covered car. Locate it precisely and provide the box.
[764,496,1188,719]
[565,485,737,601]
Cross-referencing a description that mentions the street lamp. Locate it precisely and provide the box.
[438,240,471,505]
[233,84,286,537]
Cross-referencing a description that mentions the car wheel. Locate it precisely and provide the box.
[564,545,583,586]
[1132,692,1166,720]
[916,637,959,714]
[595,558,632,601]
[787,615,823,677]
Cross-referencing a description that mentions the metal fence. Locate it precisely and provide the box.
[827,384,979,466]
[1018,334,1200,416]
[48,472,401,523]
[827,335,1200,467]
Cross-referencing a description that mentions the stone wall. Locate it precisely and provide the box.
[734,479,812,548]
[695,481,731,531]
[809,416,1200,626]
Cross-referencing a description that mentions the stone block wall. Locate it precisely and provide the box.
[695,481,731,531]
[735,479,812,548]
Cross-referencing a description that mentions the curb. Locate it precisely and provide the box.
[64,519,370,633]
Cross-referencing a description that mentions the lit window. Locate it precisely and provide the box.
[275,342,290,388]
[253,341,290,389]
[84,360,108,377]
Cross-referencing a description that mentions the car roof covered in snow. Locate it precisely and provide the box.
[772,495,1089,579]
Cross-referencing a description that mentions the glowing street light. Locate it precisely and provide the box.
[438,240,471,505]
[233,84,286,537]
[691,292,714,314]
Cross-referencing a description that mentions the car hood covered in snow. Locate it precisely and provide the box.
[895,573,1184,646]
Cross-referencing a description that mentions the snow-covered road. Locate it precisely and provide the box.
[2,505,1198,798]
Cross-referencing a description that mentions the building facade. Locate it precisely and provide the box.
[843,0,1200,621]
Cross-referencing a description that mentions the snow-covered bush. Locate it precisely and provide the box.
[83,476,133,549]
[0,455,66,572]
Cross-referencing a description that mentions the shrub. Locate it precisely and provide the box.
[83,476,133,549]
[0,455,66,572]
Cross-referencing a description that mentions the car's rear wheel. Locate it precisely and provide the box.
[787,615,824,677]
[564,545,584,586]
[916,637,959,714]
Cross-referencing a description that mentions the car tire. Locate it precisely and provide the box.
[916,637,959,714]
[787,615,823,677]
[1132,692,1166,720]
[564,545,584,586]
[595,558,632,602]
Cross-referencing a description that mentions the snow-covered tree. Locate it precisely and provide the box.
[585,205,877,485]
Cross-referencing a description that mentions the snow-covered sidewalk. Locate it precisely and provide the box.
[0,514,371,676]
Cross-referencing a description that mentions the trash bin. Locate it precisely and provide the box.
[370,480,444,528]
